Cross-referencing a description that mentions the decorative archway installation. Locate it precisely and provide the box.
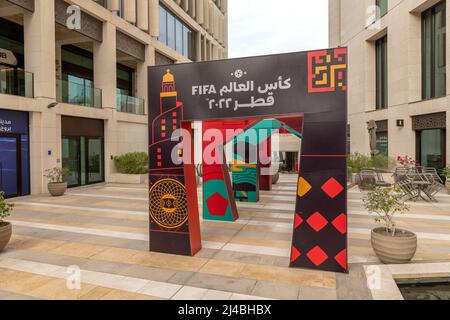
[148,48,348,273]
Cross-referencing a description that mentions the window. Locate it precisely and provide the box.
[376,35,388,109]
[376,0,388,18]
[158,4,196,60]
[422,1,446,99]
[176,20,183,53]
[159,6,167,44]
[376,120,388,157]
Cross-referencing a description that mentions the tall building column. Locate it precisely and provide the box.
[23,0,58,194]
[137,0,149,31]
[94,22,118,180]
[149,0,159,37]
[23,0,56,99]
[195,32,202,61]
[136,46,156,115]
[124,0,137,24]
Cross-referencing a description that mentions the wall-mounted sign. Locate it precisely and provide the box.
[0,109,29,134]
[0,48,18,66]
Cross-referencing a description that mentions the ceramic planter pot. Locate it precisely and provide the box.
[371,227,417,264]
[48,182,68,197]
[446,179,450,195]
[0,222,12,252]
[272,172,280,185]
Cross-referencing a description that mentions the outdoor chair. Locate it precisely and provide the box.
[374,170,392,187]
[358,169,377,190]
[393,167,409,183]
[423,182,443,202]
[423,167,444,184]
[396,180,419,201]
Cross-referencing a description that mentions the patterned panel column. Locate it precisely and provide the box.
[290,48,348,273]
[148,70,201,256]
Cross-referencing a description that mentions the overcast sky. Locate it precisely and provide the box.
[228,0,329,58]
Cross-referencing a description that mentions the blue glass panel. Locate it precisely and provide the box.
[0,137,17,197]
[21,134,30,195]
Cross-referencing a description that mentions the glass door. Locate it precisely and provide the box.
[0,135,19,198]
[86,137,104,184]
[418,129,446,170]
[62,137,81,187]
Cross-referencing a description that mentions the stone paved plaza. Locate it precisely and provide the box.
[0,174,450,300]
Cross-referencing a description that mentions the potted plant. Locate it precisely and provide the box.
[272,172,280,185]
[0,192,14,251]
[363,186,417,264]
[441,166,450,194]
[44,167,69,197]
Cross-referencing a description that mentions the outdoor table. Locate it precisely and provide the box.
[411,181,432,202]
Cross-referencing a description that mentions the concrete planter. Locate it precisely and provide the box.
[109,174,148,184]
[446,179,450,195]
[371,227,417,264]
[0,222,12,252]
[272,172,280,185]
[48,182,67,197]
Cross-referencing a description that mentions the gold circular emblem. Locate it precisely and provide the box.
[149,178,188,229]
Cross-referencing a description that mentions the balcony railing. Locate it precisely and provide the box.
[56,79,102,108]
[117,93,145,115]
[0,68,34,98]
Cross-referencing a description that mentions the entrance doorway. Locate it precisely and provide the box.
[61,116,105,188]
[0,135,20,198]
[62,136,104,187]
[416,128,446,171]
[0,109,30,198]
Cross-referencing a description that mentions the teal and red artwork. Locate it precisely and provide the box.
[148,48,349,273]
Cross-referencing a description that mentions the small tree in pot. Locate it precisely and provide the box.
[44,167,69,197]
[363,186,417,264]
[0,192,14,251]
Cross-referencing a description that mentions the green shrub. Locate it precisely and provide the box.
[347,153,372,173]
[114,152,149,174]
[372,154,397,171]
[348,152,396,173]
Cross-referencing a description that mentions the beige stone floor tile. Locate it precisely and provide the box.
[229,237,290,249]
[28,278,99,300]
[7,236,64,253]
[90,247,141,263]
[202,234,233,243]
[15,205,146,222]
[0,269,54,295]
[201,221,243,230]
[239,264,336,288]
[199,260,246,278]
[128,252,207,272]
[78,286,113,300]
[48,242,107,259]
[100,289,161,300]
[12,216,148,235]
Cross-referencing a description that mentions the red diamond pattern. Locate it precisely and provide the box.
[307,212,328,232]
[291,246,301,263]
[332,213,347,235]
[294,214,303,229]
[335,249,347,270]
[321,178,344,199]
[307,246,328,266]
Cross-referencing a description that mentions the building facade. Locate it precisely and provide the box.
[0,0,227,197]
[330,0,450,172]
